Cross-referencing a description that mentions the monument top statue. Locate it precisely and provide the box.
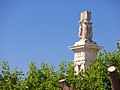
[74,11,96,46]
[78,11,93,42]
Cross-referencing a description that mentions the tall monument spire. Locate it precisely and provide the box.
[69,11,103,74]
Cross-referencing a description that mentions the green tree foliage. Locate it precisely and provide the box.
[0,47,120,90]
[0,61,24,90]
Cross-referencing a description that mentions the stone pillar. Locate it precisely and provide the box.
[69,11,103,74]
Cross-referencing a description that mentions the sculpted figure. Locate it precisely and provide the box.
[78,19,93,41]
[75,60,85,73]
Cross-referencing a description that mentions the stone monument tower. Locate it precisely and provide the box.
[69,11,103,74]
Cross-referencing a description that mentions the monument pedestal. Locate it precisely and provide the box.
[69,43,102,74]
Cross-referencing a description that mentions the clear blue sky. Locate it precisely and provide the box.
[0,0,120,73]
